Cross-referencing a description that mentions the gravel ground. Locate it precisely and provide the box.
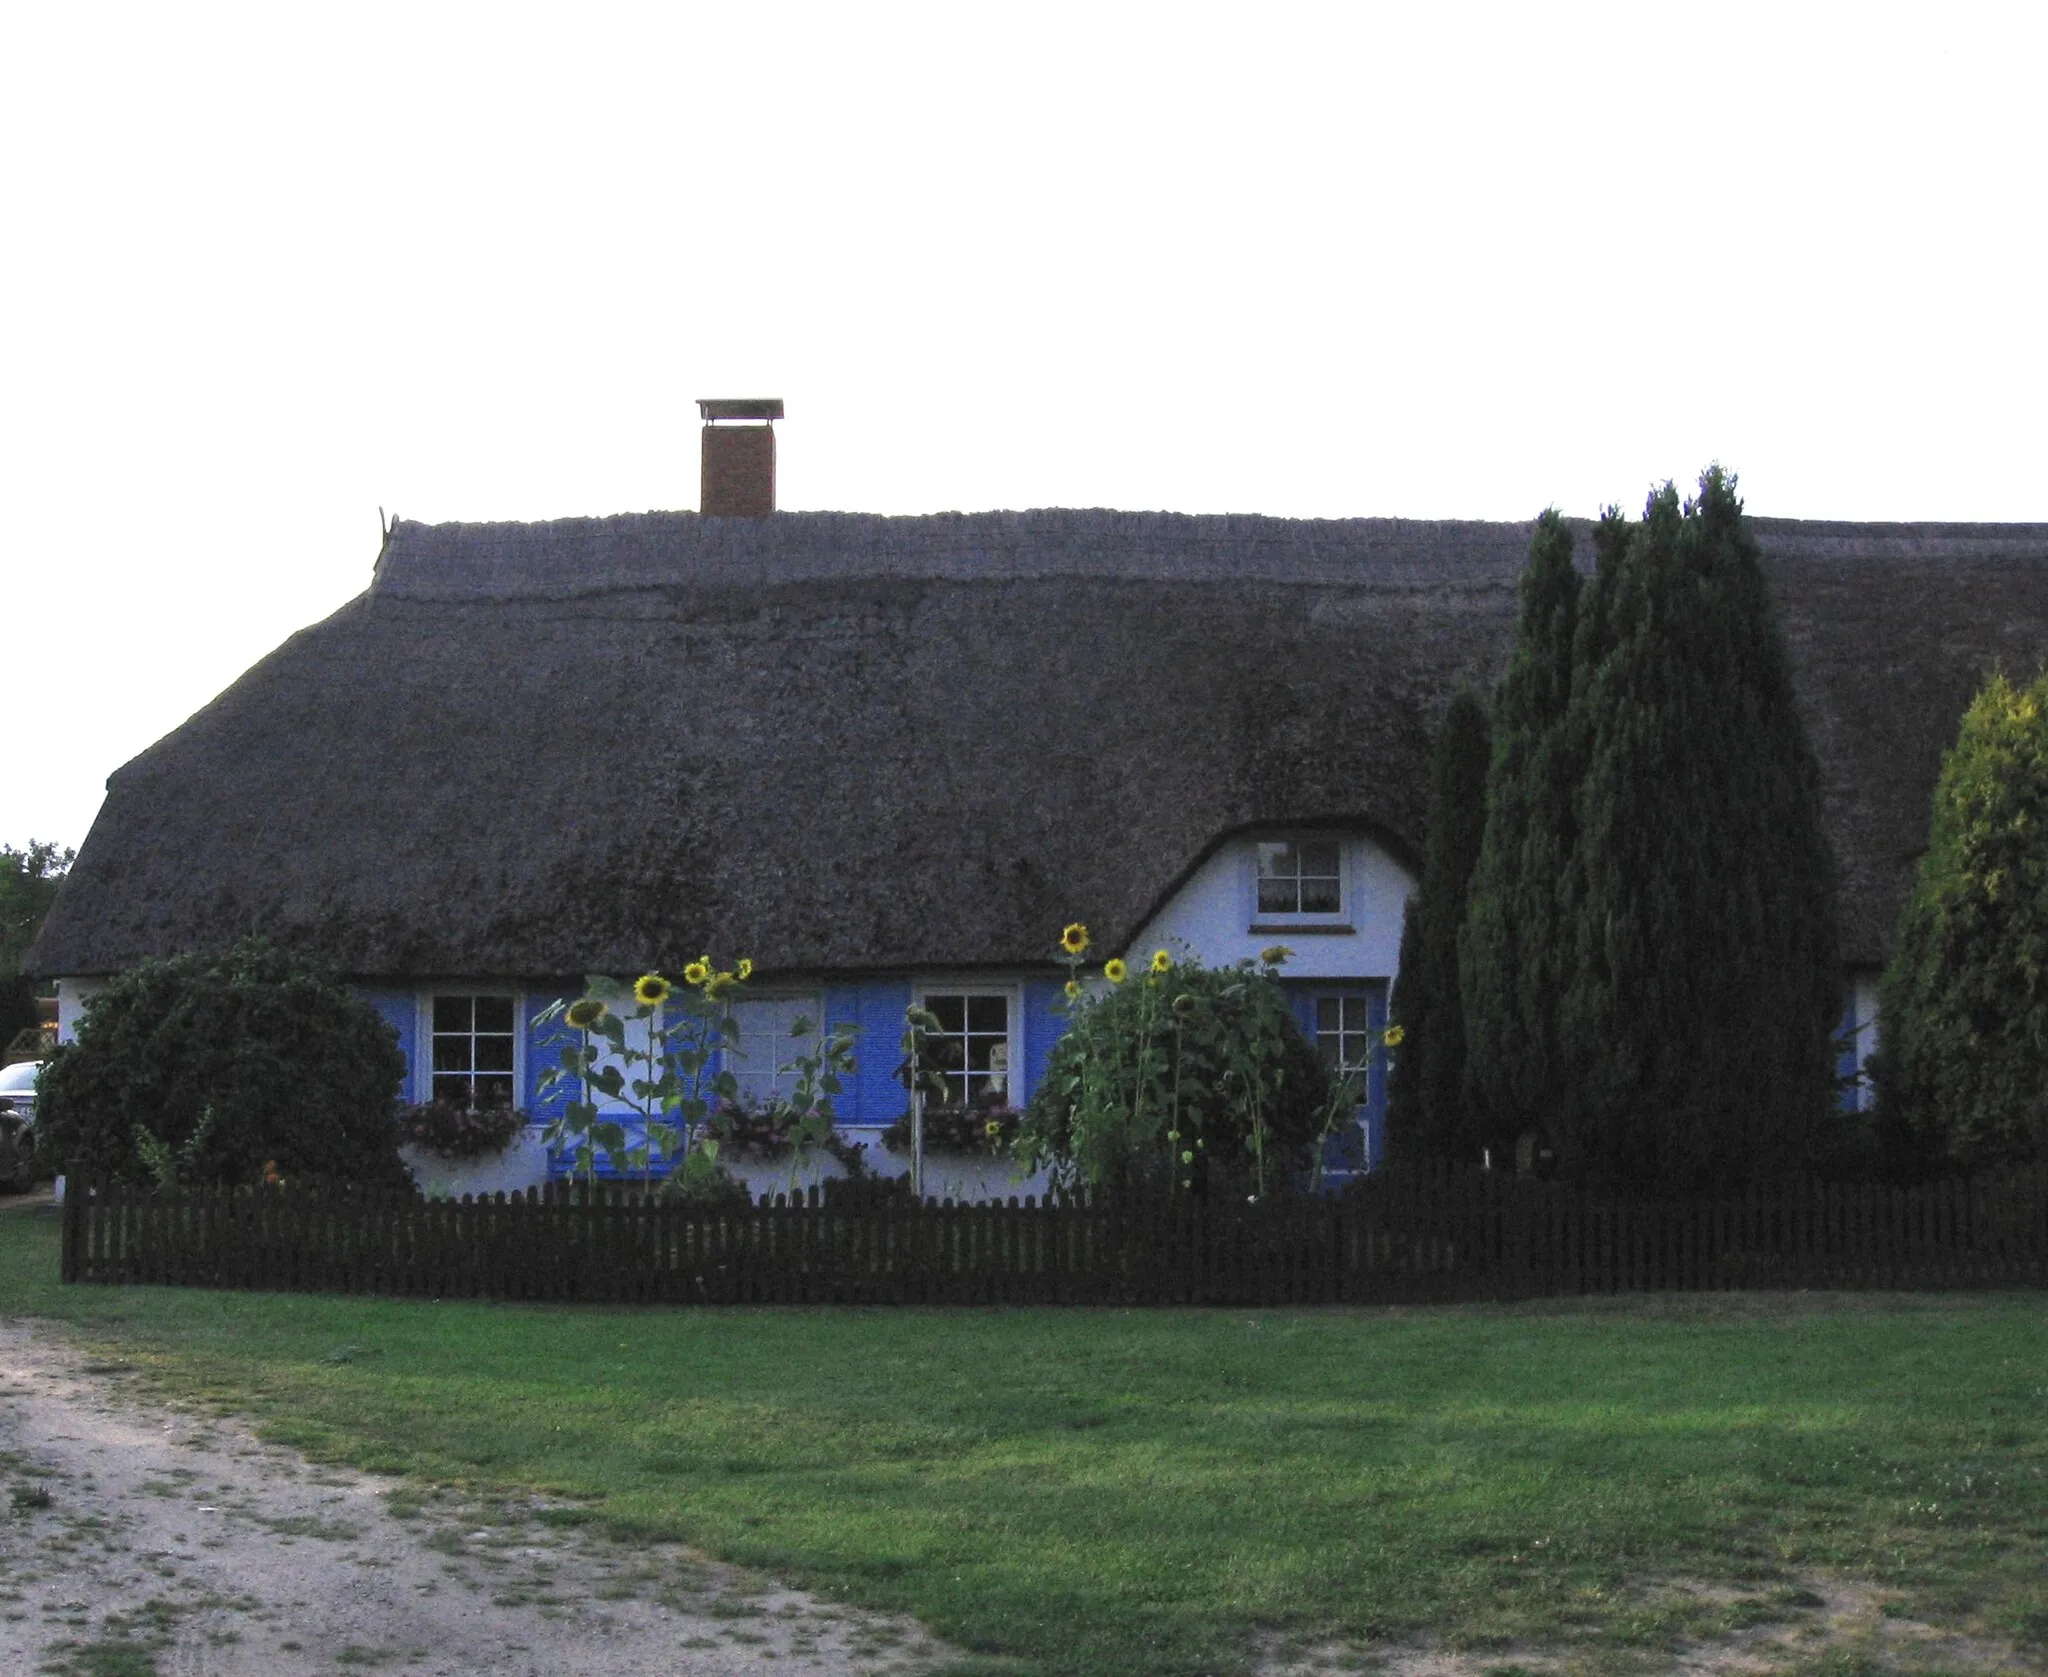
[0,1317,958,1676]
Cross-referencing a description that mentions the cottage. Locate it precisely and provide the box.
[28,416,2048,1189]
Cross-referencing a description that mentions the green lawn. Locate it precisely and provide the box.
[2,1203,2044,1676]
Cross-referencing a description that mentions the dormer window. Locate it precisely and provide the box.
[1249,836,1352,930]
[1257,837,1341,913]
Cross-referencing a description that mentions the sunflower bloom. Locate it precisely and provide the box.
[1259,944,1293,968]
[1063,979,1082,1001]
[634,973,673,1006]
[1103,958,1128,984]
[1060,922,1091,956]
[1383,1024,1406,1047]
[565,997,608,1030]
[706,970,736,998]
[1150,948,1172,974]
[736,958,754,981]
[681,960,710,987]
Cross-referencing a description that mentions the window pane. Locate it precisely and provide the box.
[1255,841,1293,879]
[928,995,966,1033]
[1342,997,1367,1031]
[432,1037,473,1073]
[473,996,515,1034]
[1257,878,1298,915]
[432,1073,471,1103]
[1299,876,1341,914]
[967,995,1008,1034]
[474,1036,514,1073]
[432,995,471,1033]
[1300,840,1341,878]
[1316,997,1341,1032]
[472,1074,514,1109]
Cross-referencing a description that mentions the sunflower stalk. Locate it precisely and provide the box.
[535,964,751,1186]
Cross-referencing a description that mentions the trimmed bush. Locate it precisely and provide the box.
[1876,669,2048,1176]
[36,937,409,1187]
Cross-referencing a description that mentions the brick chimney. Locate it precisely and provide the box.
[698,398,783,517]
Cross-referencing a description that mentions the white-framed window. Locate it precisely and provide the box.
[916,985,1021,1108]
[727,994,826,1108]
[423,991,521,1108]
[1312,993,1375,1075]
[1250,835,1348,926]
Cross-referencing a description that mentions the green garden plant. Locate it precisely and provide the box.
[1877,667,2048,1176]
[537,962,856,1192]
[35,937,410,1187]
[1386,689,1490,1166]
[1462,475,1841,1191]
[1018,932,1332,1196]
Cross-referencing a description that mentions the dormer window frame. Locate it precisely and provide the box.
[1245,832,1356,934]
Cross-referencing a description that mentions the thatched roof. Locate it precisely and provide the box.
[30,509,2048,980]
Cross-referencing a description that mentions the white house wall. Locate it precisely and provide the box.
[1127,835,1415,977]
[53,978,101,1043]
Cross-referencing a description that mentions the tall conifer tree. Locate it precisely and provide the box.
[1459,511,1584,1163]
[1558,468,1841,1190]
[1876,669,2048,1177]
[1387,691,1491,1164]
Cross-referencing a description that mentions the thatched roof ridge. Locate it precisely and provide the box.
[30,509,2048,982]
[371,508,1540,601]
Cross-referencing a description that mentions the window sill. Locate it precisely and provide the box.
[1249,921,1356,935]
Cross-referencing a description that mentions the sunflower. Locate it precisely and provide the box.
[705,970,736,998]
[634,973,673,1007]
[736,958,754,982]
[983,1119,1004,1138]
[1063,979,1082,1001]
[1150,948,1172,974]
[1259,944,1294,968]
[681,959,710,987]
[1103,958,1128,984]
[565,997,608,1030]
[1383,1024,1406,1048]
[1060,922,1091,956]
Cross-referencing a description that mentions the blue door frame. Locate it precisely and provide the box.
[1286,981,1388,1183]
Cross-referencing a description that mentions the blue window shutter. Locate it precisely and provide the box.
[1833,989,1861,1112]
[1021,981,1068,1108]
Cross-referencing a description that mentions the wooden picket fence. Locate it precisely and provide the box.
[57,1165,2048,1306]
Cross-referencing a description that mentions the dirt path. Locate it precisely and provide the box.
[0,1319,956,1676]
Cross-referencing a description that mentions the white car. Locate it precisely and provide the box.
[0,1059,41,1190]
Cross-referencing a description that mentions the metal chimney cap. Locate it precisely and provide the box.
[697,398,784,422]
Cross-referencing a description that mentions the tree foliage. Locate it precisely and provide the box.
[0,841,72,1045]
[1876,669,2048,1175]
[1459,473,1841,1191]
[36,937,410,1187]
[1386,690,1491,1164]
[1459,510,1586,1162]
[1018,955,1333,1196]
[1568,472,1841,1187]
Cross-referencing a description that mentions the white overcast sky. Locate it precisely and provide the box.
[3,2,2044,854]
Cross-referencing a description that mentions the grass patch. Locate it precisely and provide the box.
[2,1206,2044,1676]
